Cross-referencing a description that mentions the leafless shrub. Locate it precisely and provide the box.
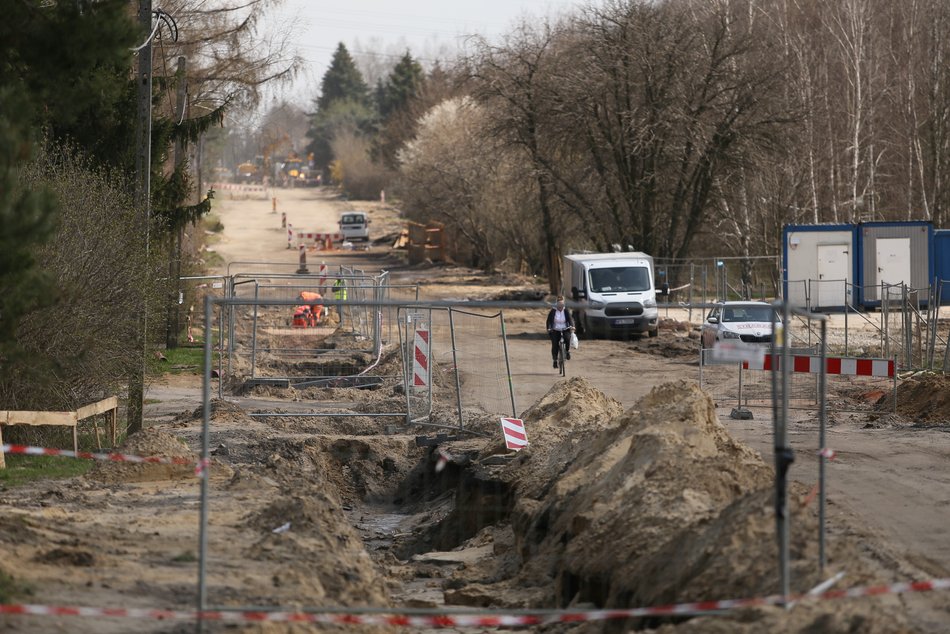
[0,143,165,411]
[330,131,393,200]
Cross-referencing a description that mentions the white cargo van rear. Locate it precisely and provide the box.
[338,211,370,241]
[563,252,663,337]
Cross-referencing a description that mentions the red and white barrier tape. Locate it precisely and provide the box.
[1,444,205,477]
[2,578,949,625]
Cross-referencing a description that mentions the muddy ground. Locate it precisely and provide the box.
[2,187,950,633]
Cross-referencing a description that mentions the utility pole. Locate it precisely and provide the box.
[166,55,187,350]
[129,0,153,435]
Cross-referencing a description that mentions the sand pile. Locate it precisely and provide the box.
[441,379,910,631]
[892,373,950,425]
[498,377,623,499]
[244,493,391,608]
[507,381,774,605]
[86,428,196,483]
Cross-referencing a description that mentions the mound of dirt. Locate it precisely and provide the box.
[442,379,905,630]
[86,428,196,483]
[892,373,950,425]
[245,492,391,607]
[516,381,772,602]
[499,377,624,500]
[628,330,698,359]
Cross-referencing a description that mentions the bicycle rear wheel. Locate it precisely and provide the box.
[558,340,566,376]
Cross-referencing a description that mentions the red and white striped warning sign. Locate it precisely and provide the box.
[743,354,894,377]
[412,329,430,388]
[500,417,528,451]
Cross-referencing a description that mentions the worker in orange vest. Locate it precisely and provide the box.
[292,305,312,328]
[298,291,324,325]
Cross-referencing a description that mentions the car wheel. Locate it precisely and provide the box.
[648,328,658,338]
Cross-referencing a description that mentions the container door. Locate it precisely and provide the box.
[816,243,849,307]
[875,238,912,295]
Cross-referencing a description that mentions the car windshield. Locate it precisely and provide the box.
[589,266,650,293]
[721,305,776,323]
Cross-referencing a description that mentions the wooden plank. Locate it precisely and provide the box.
[75,397,119,421]
[1,411,77,427]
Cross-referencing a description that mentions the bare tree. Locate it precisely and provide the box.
[398,98,543,271]
[467,21,578,292]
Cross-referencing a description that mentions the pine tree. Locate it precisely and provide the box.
[378,52,425,121]
[308,43,375,172]
[316,43,370,111]
[0,0,138,168]
[0,90,59,367]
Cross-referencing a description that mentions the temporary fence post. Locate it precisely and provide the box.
[250,283,259,379]
[500,311,518,418]
[703,263,708,306]
[737,362,743,409]
[448,308,464,431]
[844,280,851,356]
[198,295,212,632]
[399,309,411,426]
[881,284,886,358]
[218,301,224,401]
[772,300,793,604]
[818,318,828,573]
[893,356,898,414]
[688,263,695,324]
[903,284,912,370]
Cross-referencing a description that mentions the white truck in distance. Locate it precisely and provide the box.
[563,252,665,338]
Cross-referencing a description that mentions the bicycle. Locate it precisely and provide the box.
[555,327,574,377]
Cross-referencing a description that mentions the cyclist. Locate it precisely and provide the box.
[546,295,574,369]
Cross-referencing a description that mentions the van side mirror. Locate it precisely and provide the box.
[571,286,586,301]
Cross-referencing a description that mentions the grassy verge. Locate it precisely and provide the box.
[150,344,219,376]
[0,454,93,488]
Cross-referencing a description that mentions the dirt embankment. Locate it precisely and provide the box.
[421,379,911,632]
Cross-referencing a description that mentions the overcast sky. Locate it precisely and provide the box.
[265,0,583,107]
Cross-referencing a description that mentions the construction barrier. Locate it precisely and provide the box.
[0,397,119,461]
[2,576,949,625]
[296,231,343,249]
[209,182,269,200]
[742,354,895,377]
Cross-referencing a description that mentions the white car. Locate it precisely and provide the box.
[700,301,779,349]
[338,211,370,242]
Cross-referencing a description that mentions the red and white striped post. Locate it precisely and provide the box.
[412,328,430,390]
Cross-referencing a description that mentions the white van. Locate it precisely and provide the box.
[563,252,665,337]
[338,211,370,241]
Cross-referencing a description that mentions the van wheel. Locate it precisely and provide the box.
[648,328,658,338]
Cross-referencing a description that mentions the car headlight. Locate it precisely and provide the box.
[722,330,740,339]
[643,297,656,308]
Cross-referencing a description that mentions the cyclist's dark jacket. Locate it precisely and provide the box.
[546,308,574,331]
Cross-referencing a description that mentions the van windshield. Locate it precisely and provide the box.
[589,266,650,293]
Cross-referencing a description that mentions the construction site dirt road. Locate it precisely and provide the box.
[2,187,950,633]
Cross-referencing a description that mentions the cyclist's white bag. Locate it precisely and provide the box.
[570,332,579,350]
